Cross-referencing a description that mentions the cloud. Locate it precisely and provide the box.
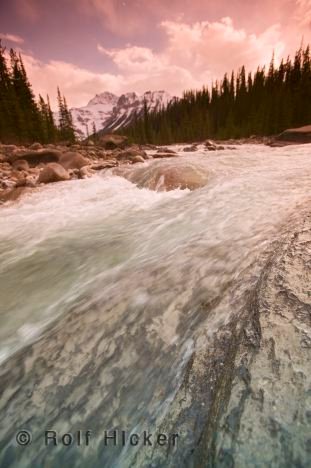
[294,0,311,27]
[161,18,285,77]
[22,54,125,110]
[0,33,24,44]
[21,16,286,109]
[96,18,284,96]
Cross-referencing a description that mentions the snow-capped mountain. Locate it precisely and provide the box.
[69,92,118,139]
[70,90,173,139]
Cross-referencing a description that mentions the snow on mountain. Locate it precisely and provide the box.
[69,92,119,139]
[69,90,173,139]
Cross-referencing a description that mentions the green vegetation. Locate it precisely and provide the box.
[0,41,75,144]
[123,46,311,144]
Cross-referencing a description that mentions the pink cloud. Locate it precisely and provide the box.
[0,33,24,44]
[19,14,303,110]
[161,18,285,77]
[294,0,311,27]
[22,54,125,109]
[96,18,285,97]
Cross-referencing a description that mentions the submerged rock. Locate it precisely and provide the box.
[114,162,208,191]
[152,152,178,159]
[156,148,177,154]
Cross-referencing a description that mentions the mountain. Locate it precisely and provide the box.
[69,90,173,139]
[69,92,118,139]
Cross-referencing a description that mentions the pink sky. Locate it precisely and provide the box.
[1,0,311,109]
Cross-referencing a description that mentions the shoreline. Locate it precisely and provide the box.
[1,133,311,205]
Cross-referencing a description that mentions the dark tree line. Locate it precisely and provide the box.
[0,41,75,144]
[122,46,311,144]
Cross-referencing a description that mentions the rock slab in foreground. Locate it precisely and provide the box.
[131,208,311,467]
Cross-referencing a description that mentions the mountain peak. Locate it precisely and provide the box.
[87,92,118,106]
[69,90,174,138]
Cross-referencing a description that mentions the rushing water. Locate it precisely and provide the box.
[0,144,310,467]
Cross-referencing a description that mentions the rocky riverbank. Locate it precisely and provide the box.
[1,127,310,205]
[0,137,238,202]
[0,135,159,204]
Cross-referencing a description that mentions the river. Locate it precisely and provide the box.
[0,143,310,467]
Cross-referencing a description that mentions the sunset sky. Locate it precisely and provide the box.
[1,0,311,109]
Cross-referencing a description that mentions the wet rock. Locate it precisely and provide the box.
[91,160,117,170]
[29,142,43,150]
[131,155,145,164]
[1,179,16,190]
[98,134,128,150]
[183,145,198,152]
[205,139,216,147]
[9,149,62,165]
[0,186,30,204]
[115,162,208,191]
[136,209,311,467]
[156,148,177,154]
[152,152,178,159]
[79,166,95,179]
[38,163,70,184]
[271,124,311,145]
[58,152,89,170]
[0,153,7,163]
[116,148,147,162]
[141,144,157,150]
[12,159,30,171]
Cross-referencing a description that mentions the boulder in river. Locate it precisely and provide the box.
[58,151,89,170]
[152,152,178,159]
[114,162,208,191]
[271,124,311,145]
[183,145,198,152]
[204,139,216,148]
[91,160,117,170]
[98,134,128,150]
[38,163,70,184]
[116,148,147,162]
[156,148,177,154]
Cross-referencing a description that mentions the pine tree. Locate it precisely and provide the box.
[0,41,75,144]
[57,87,75,142]
[122,44,311,144]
